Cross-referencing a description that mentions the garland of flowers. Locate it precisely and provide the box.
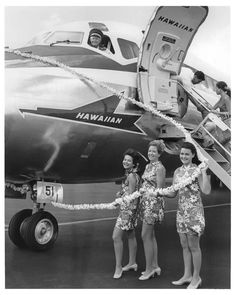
[5,49,208,210]
[52,201,117,210]
[5,182,30,195]
[52,162,205,209]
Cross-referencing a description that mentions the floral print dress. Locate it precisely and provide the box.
[174,165,205,236]
[115,171,140,231]
[140,161,165,225]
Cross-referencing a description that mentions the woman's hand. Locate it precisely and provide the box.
[198,162,211,195]
[149,191,157,198]
[200,162,209,174]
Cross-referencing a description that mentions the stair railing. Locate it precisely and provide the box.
[192,113,230,157]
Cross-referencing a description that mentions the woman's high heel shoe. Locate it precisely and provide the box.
[172,277,192,286]
[154,267,161,276]
[122,263,138,272]
[138,269,155,281]
[187,278,202,289]
[141,267,161,276]
[113,269,123,279]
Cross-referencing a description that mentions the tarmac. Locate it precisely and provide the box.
[5,182,230,289]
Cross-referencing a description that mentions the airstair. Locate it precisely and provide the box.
[135,6,230,188]
[173,81,231,189]
[191,112,231,190]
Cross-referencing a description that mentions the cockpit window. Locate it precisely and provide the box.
[27,32,52,45]
[87,28,115,55]
[44,31,84,45]
[117,38,139,59]
[88,22,109,32]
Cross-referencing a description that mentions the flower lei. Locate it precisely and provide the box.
[5,182,31,195]
[52,201,117,210]
[5,49,208,210]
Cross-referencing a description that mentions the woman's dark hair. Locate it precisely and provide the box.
[195,70,205,81]
[123,148,141,168]
[216,81,231,98]
[181,141,200,165]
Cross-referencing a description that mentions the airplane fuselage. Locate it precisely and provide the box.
[6,13,219,185]
[5,45,204,184]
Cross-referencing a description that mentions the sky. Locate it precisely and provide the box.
[4,5,231,83]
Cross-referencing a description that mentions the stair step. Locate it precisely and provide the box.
[191,138,231,190]
[219,162,231,172]
[206,149,228,162]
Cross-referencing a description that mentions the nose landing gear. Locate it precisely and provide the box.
[8,209,59,251]
[7,181,60,251]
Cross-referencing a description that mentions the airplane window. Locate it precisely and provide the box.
[117,38,139,59]
[26,32,52,45]
[88,22,109,32]
[87,29,115,54]
[43,31,84,45]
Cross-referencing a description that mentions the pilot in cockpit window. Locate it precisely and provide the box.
[88,28,112,54]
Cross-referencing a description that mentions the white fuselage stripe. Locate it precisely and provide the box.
[74,68,137,88]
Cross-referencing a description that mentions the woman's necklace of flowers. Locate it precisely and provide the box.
[5,49,208,211]
[142,161,160,180]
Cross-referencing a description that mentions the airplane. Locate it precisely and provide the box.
[5,6,230,251]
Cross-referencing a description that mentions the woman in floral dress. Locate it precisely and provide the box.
[168,141,211,289]
[139,140,166,280]
[112,149,141,279]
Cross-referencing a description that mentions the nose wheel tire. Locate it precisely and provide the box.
[8,209,32,248]
[22,211,58,251]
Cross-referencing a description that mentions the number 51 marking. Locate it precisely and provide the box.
[45,185,55,197]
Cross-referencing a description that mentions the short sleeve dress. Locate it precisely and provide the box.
[174,165,205,236]
[115,171,140,231]
[140,161,165,225]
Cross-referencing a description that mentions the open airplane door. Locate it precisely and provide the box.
[138,6,208,114]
